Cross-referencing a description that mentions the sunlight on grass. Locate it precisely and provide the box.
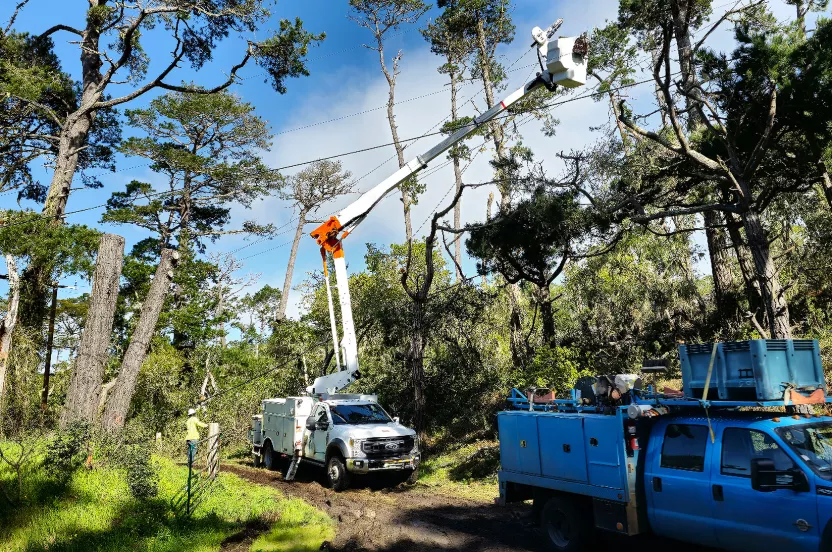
[0,455,332,552]
[250,497,335,552]
[417,440,500,502]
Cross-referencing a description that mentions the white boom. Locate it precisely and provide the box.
[306,20,587,395]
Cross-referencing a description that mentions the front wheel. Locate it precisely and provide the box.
[327,455,351,492]
[541,496,591,552]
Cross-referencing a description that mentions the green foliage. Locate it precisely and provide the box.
[44,422,90,483]
[121,444,159,500]
[253,18,326,94]
[0,455,324,552]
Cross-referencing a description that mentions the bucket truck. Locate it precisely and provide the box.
[249,19,587,491]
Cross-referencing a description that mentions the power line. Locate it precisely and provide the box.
[2,75,666,232]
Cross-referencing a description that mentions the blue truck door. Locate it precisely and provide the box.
[646,421,718,547]
[711,425,819,552]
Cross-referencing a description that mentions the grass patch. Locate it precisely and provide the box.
[0,455,332,552]
[250,497,335,552]
[418,440,500,502]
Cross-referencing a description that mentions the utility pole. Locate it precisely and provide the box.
[42,282,71,411]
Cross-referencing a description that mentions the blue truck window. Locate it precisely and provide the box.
[660,424,708,471]
[722,428,795,477]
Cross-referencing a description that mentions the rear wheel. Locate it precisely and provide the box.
[541,496,591,552]
[327,454,351,492]
[262,442,275,470]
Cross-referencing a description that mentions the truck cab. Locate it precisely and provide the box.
[302,396,420,490]
[644,412,832,552]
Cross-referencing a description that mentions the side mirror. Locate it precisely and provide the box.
[393,416,400,424]
[305,416,316,431]
[751,458,808,492]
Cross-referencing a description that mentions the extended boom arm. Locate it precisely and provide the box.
[306,22,587,395]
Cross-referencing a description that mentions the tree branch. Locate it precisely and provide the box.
[38,23,83,38]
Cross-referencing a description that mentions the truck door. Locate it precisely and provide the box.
[645,421,718,547]
[711,426,819,552]
[305,404,330,463]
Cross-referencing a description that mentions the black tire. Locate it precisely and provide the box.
[262,441,275,470]
[540,496,591,552]
[405,467,419,485]
[327,454,351,492]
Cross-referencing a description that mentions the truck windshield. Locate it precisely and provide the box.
[776,422,832,479]
[330,403,392,425]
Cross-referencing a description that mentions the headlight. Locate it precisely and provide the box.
[411,435,420,453]
[350,438,365,457]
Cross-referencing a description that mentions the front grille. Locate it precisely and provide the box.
[361,436,414,458]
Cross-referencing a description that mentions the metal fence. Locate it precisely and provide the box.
[171,423,220,518]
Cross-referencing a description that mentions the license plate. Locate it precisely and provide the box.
[384,460,408,468]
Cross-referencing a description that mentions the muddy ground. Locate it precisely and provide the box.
[223,462,711,552]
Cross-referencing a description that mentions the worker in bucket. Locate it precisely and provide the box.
[186,408,208,462]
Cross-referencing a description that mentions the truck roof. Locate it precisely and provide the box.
[660,410,832,430]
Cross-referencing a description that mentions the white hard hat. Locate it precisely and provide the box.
[188,408,196,416]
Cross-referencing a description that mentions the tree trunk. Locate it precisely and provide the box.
[703,211,737,320]
[0,255,21,405]
[408,299,427,439]
[216,286,226,349]
[276,209,308,322]
[474,16,509,210]
[537,285,556,346]
[741,210,791,339]
[375,40,412,242]
[61,233,124,427]
[101,249,177,431]
[449,65,464,281]
[20,21,104,339]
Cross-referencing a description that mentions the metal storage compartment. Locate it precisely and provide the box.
[498,411,542,475]
[261,397,313,454]
[679,339,825,401]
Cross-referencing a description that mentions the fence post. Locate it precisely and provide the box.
[207,423,220,480]
[186,442,194,516]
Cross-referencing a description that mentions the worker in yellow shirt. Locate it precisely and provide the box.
[186,408,208,462]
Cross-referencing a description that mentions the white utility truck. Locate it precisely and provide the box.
[250,393,419,490]
[250,17,586,492]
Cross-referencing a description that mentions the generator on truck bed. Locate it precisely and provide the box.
[250,393,419,491]
[499,339,832,552]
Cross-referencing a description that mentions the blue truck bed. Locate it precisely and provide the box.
[497,409,633,504]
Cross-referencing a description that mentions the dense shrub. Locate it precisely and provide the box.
[44,422,90,482]
[121,444,159,500]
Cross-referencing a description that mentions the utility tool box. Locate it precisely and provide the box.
[260,397,313,455]
[497,410,627,501]
[678,339,825,401]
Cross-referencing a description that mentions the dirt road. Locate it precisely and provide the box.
[224,462,712,552]
[225,462,542,552]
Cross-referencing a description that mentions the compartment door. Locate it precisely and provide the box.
[584,416,624,489]
[498,414,541,475]
[539,416,587,482]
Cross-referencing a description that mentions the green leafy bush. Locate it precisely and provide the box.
[44,422,90,482]
[121,444,158,500]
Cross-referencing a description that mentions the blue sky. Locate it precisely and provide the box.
[1,0,802,320]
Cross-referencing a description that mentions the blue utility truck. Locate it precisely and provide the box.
[498,339,832,551]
